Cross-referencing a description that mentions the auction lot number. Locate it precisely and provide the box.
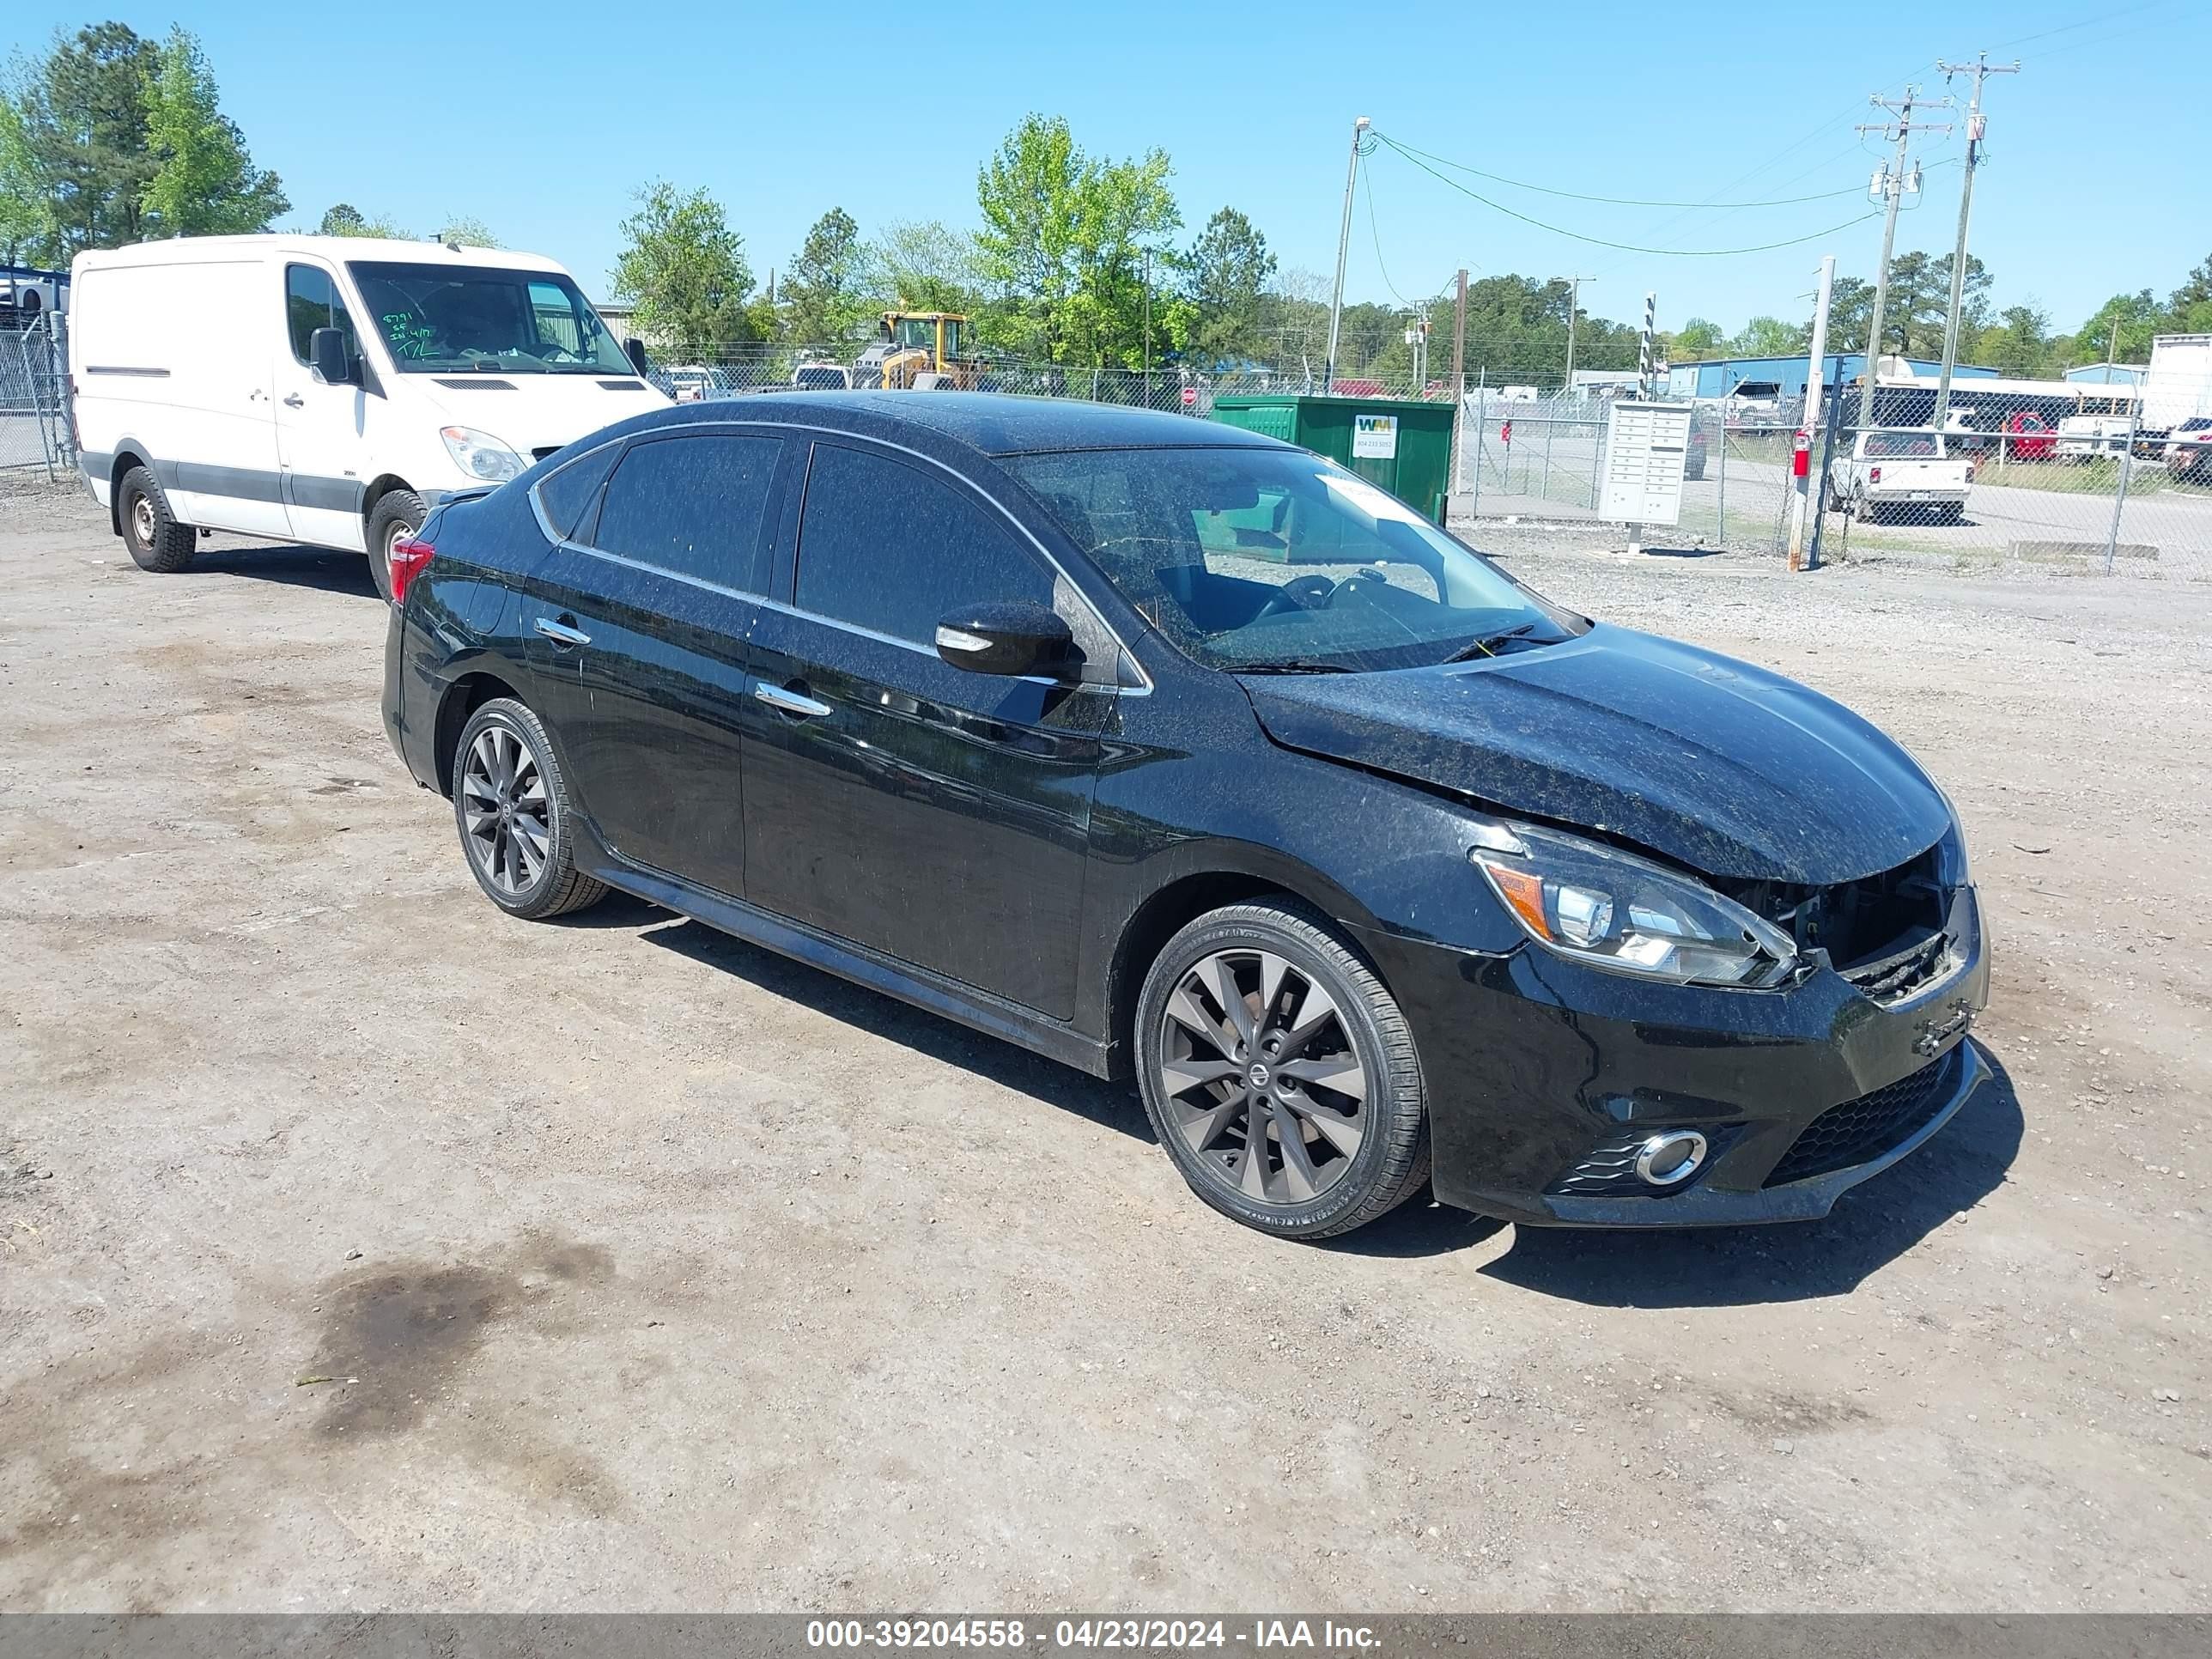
[807,1621,1231,1650]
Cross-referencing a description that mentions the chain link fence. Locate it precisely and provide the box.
[1443,374,2212,581]
[0,313,73,481]
[1812,377,2212,581]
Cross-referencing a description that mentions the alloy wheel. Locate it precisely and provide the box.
[1155,948,1369,1205]
[459,724,550,896]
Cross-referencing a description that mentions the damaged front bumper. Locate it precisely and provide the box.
[1352,884,1993,1228]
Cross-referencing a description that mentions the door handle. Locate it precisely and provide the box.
[534,616,591,647]
[753,682,833,719]
[283,393,305,408]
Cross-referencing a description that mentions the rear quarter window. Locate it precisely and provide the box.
[533,444,622,543]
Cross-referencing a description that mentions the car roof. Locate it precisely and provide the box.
[644,391,1287,458]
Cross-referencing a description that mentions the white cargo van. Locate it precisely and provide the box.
[70,235,665,594]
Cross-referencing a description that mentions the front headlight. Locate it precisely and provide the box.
[1469,822,1796,988]
[440,426,526,483]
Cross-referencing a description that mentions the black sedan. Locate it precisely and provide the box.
[382,393,1990,1241]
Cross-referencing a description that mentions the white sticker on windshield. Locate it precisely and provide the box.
[1316,470,1423,526]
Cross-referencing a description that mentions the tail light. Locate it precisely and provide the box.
[388,537,435,607]
[1869,465,1882,483]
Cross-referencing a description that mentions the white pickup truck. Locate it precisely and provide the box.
[1828,429,1972,524]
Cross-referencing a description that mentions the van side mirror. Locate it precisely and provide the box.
[309,327,354,386]
[624,337,651,378]
[934,601,1075,678]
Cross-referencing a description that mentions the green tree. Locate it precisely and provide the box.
[1669,317,1725,358]
[973,113,1182,367]
[0,94,49,263]
[2167,253,2212,317]
[1817,255,1989,357]
[781,206,872,346]
[866,218,982,316]
[2073,289,2160,367]
[318,203,409,238]
[10,22,161,256]
[1184,206,1275,368]
[1731,315,1809,356]
[139,27,286,237]
[610,180,754,358]
[436,215,498,248]
[1972,303,2053,378]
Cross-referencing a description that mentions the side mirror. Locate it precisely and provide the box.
[934,601,1075,678]
[624,337,652,378]
[309,326,355,386]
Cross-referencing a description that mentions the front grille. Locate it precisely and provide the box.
[1719,843,1954,992]
[1841,927,1954,1004]
[1764,1047,1963,1188]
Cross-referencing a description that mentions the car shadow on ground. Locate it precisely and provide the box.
[1348,1048,2025,1306]
[590,898,2022,1303]
[188,541,381,600]
[629,914,1154,1145]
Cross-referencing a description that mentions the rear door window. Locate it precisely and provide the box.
[794,443,1054,645]
[589,432,784,592]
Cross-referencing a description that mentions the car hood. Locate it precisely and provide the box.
[407,373,668,454]
[1239,624,1951,885]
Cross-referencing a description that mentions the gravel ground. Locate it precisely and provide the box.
[3,483,2208,1613]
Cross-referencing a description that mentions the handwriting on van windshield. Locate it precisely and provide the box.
[381,312,437,360]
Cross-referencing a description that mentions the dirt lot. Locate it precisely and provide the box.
[3,482,2208,1613]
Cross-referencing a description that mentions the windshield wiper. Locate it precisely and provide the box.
[1231,659,1357,675]
[1442,623,1547,663]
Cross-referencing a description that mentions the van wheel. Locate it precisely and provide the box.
[118,465,197,573]
[367,489,426,601]
[1134,899,1429,1241]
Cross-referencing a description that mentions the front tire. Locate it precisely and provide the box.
[452,698,607,921]
[367,489,426,601]
[118,465,197,573]
[1134,900,1428,1240]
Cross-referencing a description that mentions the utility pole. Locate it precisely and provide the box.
[1933,54,2018,432]
[1325,116,1370,392]
[1856,86,1952,429]
[1562,275,1594,398]
[1789,256,1836,573]
[1452,268,1468,392]
[1142,246,1152,380]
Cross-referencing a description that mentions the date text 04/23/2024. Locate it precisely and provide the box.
[805,1621,1382,1651]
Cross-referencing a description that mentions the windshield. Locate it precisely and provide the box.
[1004,447,1584,673]
[793,366,848,389]
[346,261,631,375]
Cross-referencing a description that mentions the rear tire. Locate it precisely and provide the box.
[118,465,197,573]
[367,489,426,602]
[1134,898,1429,1241]
[452,697,607,921]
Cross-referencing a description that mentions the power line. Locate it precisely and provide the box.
[1377,133,1871,210]
[1371,134,1882,258]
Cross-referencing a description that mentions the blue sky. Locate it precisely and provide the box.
[19,0,2209,337]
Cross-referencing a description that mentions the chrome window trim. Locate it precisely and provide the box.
[525,433,631,548]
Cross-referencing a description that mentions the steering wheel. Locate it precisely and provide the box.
[1251,574,1341,623]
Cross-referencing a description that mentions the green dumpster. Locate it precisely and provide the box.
[1206,393,1455,524]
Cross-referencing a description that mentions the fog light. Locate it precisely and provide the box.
[1632,1130,1708,1188]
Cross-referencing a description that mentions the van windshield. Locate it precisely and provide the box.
[346,261,631,375]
